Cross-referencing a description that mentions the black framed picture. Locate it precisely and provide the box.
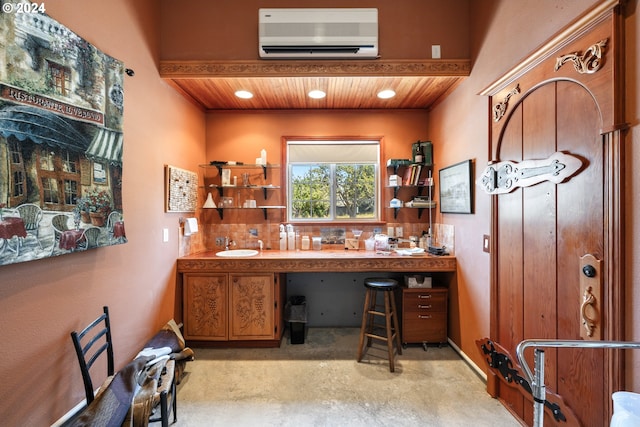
[439,159,474,214]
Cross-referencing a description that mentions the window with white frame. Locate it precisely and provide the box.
[287,139,380,222]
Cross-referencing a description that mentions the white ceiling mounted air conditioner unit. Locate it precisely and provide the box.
[259,8,379,59]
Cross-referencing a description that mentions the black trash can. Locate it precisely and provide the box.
[285,296,307,344]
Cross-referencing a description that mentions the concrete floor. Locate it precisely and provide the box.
[175,328,520,426]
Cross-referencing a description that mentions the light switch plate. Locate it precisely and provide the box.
[432,45,441,59]
[163,228,169,242]
[483,234,490,253]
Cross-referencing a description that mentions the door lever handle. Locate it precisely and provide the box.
[581,287,597,337]
[579,254,602,340]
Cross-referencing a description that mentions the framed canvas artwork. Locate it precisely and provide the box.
[439,160,474,214]
[0,2,127,266]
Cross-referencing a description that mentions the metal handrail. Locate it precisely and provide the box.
[516,339,640,427]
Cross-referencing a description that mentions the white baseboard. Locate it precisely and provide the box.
[448,338,487,382]
[50,399,86,427]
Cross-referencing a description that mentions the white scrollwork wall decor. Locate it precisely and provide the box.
[554,39,608,74]
[492,84,521,122]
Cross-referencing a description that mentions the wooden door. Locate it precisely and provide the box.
[495,81,605,426]
[229,273,275,340]
[480,5,626,425]
[183,273,228,340]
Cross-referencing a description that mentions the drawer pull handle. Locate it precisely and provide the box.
[418,294,432,299]
[418,304,432,309]
[418,314,433,319]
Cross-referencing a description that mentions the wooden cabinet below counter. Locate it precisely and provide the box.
[183,272,285,346]
[400,287,448,348]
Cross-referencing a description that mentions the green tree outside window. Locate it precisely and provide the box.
[290,163,376,220]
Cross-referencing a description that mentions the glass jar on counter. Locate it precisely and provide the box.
[301,236,310,250]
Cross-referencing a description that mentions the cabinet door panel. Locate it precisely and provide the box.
[184,273,228,340]
[229,273,275,340]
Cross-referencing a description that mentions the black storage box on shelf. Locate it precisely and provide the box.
[284,296,307,344]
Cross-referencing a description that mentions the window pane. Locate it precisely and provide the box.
[62,150,78,173]
[12,171,24,197]
[291,164,331,219]
[9,140,22,164]
[41,178,60,204]
[39,148,55,171]
[63,179,78,205]
[287,140,380,222]
[336,164,376,219]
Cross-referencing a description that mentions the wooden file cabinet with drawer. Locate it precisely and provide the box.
[400,287,448,348]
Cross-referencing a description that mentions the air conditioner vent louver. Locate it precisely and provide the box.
[259,8,379,59]
[261,45,370,55]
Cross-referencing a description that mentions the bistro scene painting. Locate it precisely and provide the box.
[0,1,127,266]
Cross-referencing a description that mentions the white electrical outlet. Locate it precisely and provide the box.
[396,227,403,238]
[163,228,169,242]
[387,226,395,237]
[432,45,441,59]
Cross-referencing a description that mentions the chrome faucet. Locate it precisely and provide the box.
[224,237,235,250]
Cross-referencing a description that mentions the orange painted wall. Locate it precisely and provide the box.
[202,109,433,245]
[159,0,470,61]
[0,1,205,425]
[205,109,428,165]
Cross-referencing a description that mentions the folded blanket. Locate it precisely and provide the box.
[142,319,194,383]
[135,347,172,360]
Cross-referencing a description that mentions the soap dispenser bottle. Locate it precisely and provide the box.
[286,224,295,251]
[279,224,287,251]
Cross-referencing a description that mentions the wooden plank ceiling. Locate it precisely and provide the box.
[159,59,471,111]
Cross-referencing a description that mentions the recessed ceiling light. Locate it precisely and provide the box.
[235,90,253,99]
[308,90,326,99]
[377,89,396,99]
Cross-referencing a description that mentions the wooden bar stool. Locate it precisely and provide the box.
[357,277,402,372]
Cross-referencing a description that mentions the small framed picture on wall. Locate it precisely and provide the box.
[439,159,474,214]
[165,165,198,212]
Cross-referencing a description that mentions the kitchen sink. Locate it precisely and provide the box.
[215,249,259,257]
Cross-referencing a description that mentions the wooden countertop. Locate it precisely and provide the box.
[177,250,456,273]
